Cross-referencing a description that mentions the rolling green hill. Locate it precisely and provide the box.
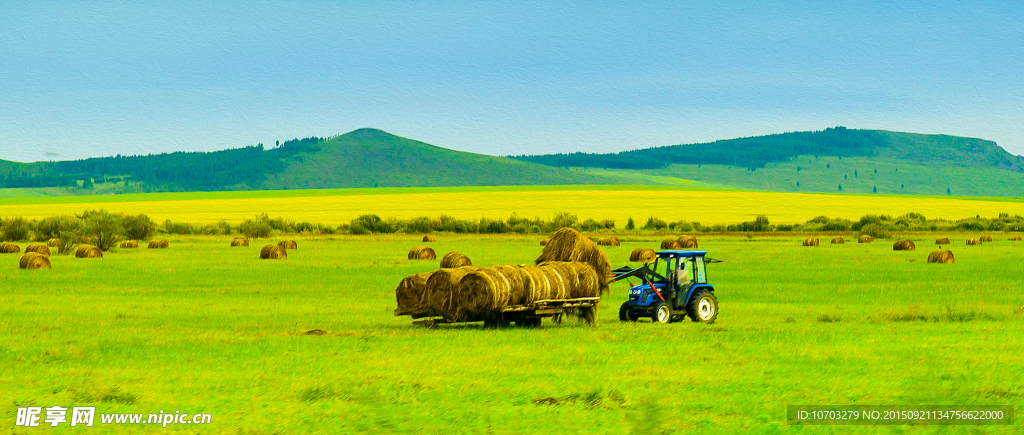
[0,129,620,192]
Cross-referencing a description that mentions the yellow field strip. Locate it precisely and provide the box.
[2,187,1023,225]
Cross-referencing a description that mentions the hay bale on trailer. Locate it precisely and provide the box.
[0,243,21,254]
[394,270,438,317]
[966,238,982,245]
[47,238,61,247]
[927,249,954,264]
[422,235,436,242]
[858,235,874,243]
[230,237,249,247]
[259,244,287,259]
[19,252,51,270]
[120,240,139,248]
[148,239,169,249]
[408,246,437,260]
[425,266,483,320]
[893,240,916,251]
[802,238,819,247]
[440,251,472,269]
[75,246,103,258]
[831,237,845,244]
[935,237,951,245]
[278,240,298,250]
[979,236,993,242]
[629,247,656,263]
[535,228,612,293]
[596,236,620,246]
[25,244,50,256]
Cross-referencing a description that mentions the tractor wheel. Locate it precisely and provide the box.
[652,302,672,324]
[618,300,634,321]
[686,290,719,323]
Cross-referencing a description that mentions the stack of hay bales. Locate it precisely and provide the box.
[75,246,103,258]
[230,237,249,247]
[408,246,436,260]
[831,237,845,244]
[535,228,611,293]
[47,238,61,247]
[927,249,954,264]
[440,251,472,268]
[278,240,298,250]
[422,235,437,242]
[802,238,819,247]
[25,244,50,256]
[120,240,139,248]
[396,262,601,322]
[893,240,916,251]
[19,252,51,270]
[966,238,982,245]
[148,239,169,249]
[629,247,656,263]
[661,236,698,249]
[259,244,287,259]
[0,243,22,254]
[858,235,874,243]
[596,236,620,246]
[980,236,993,242]
[1010,236,1023,241]
[935,237,951,244]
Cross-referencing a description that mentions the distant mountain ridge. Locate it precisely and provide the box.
[513,127,1024,172]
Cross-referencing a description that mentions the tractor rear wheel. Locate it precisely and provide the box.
[652,302,672,324]
[686,290,718,323]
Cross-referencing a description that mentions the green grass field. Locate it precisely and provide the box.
[2,234,1022,433]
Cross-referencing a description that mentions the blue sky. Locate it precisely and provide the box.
[2,1,1023,162]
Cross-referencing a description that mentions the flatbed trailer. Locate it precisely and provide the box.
[411,297,600,328]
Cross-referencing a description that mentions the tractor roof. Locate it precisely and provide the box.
[656,250,707,258]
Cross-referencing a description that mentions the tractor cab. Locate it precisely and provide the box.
[612,250,718,324]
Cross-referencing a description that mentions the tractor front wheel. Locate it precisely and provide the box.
[686,290,719,323]
[619,302,635,322]
[652,302,672,324]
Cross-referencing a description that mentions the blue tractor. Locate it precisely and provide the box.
[611,250,719,324]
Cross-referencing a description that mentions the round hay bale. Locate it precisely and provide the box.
[660,238,682,249]
[677,236,698,249]
[1010,235,1022,241]
[830,237,845,244]
[0,243,22,254]
[935,237,951,245]
[629,247,657,262]
[119,240,139,248]
[148,239,169,249]
[596,236,620,246]
[259,244,287,259]
[440,251,472,268]
[46,238,61,247]
[75,245,103,258]
[979,236,993,242]
[966,238,982,246]
[858,235,874,243]
[230,237,249,247]
[802,238,819,247]
[422,235,436,242]
[278,240,298,250]
[927,249,954,264]
[408,246,436,260]
[893,240,916,251]
[458,268,512,316]
[25,244,51,256]
[540,238,549,246]
[535,228,611,293]
[394,270,438,317]
[19,252,51,270]
[425,266,482,320]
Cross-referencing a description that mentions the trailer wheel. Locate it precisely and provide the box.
[515,318,541,328]
[686,290,718,323]
[652,302,672,324]
[619,302,638,322]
